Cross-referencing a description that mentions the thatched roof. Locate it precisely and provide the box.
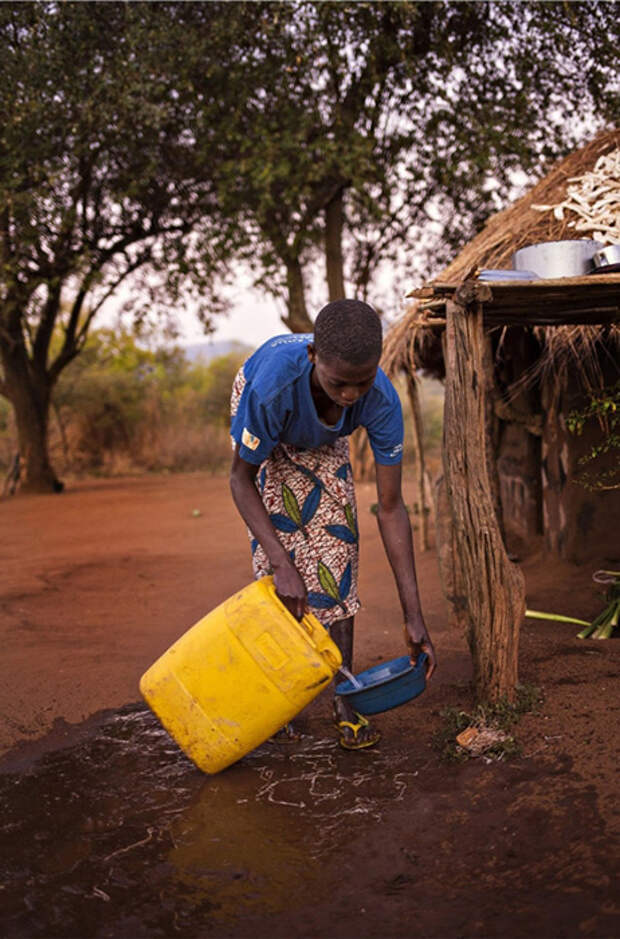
[383,129,620,389]
[440,128,620,282]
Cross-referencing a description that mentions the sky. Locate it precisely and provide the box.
[180,276,287,349]
[99,267,288,351]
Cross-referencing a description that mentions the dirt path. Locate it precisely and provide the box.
[1,474,619,938]
[1,472,461,757]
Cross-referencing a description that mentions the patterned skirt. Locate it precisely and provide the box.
[231,368,360,626]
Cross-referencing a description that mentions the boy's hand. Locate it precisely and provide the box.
[404,621,437,679]
[273,558,307,621]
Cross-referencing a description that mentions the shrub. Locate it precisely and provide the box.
[42,328,247,476]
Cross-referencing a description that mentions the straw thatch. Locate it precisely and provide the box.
[382,129,620,388]
[439,128,619,282]
[382,299,443,379]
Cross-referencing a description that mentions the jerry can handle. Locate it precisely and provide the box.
[297,612,319,648]
[264,576,319,648]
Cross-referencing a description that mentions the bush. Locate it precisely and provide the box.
[43,328,247,476]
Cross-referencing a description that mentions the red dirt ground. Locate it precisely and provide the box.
[1,473,619,937]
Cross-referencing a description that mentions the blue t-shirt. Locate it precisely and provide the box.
[231,333,403,466]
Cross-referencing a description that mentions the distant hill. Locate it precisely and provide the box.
[181,339,254,364]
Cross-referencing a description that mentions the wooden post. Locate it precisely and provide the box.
[405,372,432,550]
[482,334,507,545]
[442,287,525,703]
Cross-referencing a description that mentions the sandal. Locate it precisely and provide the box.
[334,711,381,751]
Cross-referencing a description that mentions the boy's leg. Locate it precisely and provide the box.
[330,616,380,749]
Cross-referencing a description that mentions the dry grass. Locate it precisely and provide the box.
[382,301,445,382]
[139,423,231,474]
[43,419,233,478]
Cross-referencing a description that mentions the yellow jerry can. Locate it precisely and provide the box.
[140,576,342,774]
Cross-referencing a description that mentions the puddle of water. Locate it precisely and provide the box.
[0,704,421,937]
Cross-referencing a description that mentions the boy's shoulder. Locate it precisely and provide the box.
[244,333,312,404]
[368,366,399,404]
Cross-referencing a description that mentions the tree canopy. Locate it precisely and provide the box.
[0,2,246,489]
[211,1,618,326]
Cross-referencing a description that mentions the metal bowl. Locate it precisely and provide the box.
[335,653,427,715]
[591,244,620,273]
[512,239,604,278]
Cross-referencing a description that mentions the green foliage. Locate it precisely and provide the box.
[566,381,620,491]
[200,355,245,426]
[0,2,252,487]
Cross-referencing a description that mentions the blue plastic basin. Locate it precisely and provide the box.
[335,653,428,715]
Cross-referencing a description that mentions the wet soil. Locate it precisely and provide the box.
[1,474,619,938]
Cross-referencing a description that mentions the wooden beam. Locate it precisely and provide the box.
[409,275,620,327]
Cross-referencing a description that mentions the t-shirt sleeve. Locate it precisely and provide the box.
[230,383,282,465]
[364,381,404,465]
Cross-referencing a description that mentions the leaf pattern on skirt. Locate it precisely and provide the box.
[231,366,360,626]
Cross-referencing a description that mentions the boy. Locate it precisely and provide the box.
[230,299,436,749]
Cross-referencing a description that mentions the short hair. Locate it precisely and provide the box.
[314,299,382,365]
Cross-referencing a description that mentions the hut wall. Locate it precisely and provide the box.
[492,328,544,551]
[491,335,619,563]
[541,375,620,564]
[497,423,542,547]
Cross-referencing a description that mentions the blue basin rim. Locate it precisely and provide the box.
[335,653,427,695]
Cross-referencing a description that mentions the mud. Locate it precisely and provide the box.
[1,698,618,939]
[0,703,430,938]
[2,473,620,937]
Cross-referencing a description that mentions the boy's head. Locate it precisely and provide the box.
[313,299,382,366]
[308,300,382,408]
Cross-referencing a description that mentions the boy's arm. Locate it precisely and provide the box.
[230,447,307,619]
[374,461,437,677]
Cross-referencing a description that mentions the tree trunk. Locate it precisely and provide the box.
[325,189,346,301]
[282,258,314,333]
[442,292,525,704]
[1,341,62,493]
